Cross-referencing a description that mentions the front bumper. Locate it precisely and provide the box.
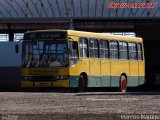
[21,80,69,88]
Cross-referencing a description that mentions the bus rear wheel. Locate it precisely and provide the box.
[77,75,86,92]
[120,76,127,93]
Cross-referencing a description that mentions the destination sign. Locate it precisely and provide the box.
[24,32,67,40]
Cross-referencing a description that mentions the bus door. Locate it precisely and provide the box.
[128,42,139,86]
[88,38,101,87]
[99,40,111,87]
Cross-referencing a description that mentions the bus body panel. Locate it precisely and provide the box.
[138,61,145,85]
[69,58,89,87]
[109,60,129,87]
[88,59,101,87]
[100,59,111,87]
[110,60,121,87]
[128,61,139,87]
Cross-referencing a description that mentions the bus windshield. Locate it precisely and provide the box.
[22,40,69,67]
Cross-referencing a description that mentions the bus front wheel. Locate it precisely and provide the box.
[120,75,127,93]
[78,75,86,92]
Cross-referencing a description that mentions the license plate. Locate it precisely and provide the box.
[39,82,49,87]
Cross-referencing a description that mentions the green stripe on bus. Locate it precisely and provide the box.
[127,76,139,87]
[69,75,145,88]
[138,76,145,86]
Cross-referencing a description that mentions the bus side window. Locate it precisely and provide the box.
[99,40,109,58]
[79,38,88,58]
[109,41,118,59]
[137,43,143,60]
[89,38,98,58]
[129,42,137,60]
[119,41,128,60]
[69,41,78,66]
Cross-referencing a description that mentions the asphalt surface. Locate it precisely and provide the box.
[0,92,160,120]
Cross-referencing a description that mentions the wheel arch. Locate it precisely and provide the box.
[120,73,128,81]
[79,72,88,80]
[77,72,88,92]
[120,73,128,92]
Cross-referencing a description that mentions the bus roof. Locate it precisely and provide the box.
[25,29,143,43]
[67,30,142,43]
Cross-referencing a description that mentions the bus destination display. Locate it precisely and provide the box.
[24,32,66,40]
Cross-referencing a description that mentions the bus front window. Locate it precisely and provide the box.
[22,41,69,67]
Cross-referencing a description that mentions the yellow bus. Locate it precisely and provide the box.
[22,29,145,92]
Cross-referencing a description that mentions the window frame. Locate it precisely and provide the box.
[119,41,128,60]
[128,42,138,61]
[137,43,143,61]
[79,37,89,58]
[88,38,99,58]
[109,40,119,60]
[99,39,109,59]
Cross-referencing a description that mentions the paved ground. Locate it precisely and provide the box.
[0,92,160,120]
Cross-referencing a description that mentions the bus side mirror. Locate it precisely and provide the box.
[73,42,78,49]
[15,44,19,53]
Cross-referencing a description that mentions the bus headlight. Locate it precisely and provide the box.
[55,75,69,80]
[23,76,32,80]
[60,76,63,80]
[55,76,64,80]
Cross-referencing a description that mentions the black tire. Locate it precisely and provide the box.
[77,75,87,92]
[120,75,127,93]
